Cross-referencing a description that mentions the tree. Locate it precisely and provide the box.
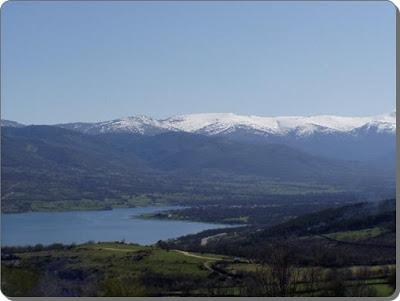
[251,243,300,296]
[303,266,323,296]
[155,240,169,251]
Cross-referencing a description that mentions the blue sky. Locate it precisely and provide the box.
[1,1,396,124]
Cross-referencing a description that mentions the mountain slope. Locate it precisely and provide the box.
[101,132,375,184]
[54,112,396,162]
[1,124,394,212]
[53,112,394,135]
[167,199,395,266]
[1,126,165,211]
[22,128,362,184]
[57,116,169,135]
[1,120,25,128]
[4,112,395,162]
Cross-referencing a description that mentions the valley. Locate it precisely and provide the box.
[1,113,396,297]
[1,113,396,213]
[1,0,396,297]
[1,199,396,297]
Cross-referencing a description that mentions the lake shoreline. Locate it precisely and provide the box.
[1,206,230,247]
[1,202,175,215]
[136,211,244,226]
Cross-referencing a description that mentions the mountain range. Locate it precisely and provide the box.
[55,111,395,136]
[1,112,395,212]
[3,111,395,135]
[3,111,396,161]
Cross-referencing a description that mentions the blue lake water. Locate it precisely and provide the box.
[1,206,228,246]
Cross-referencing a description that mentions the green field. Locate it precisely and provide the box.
[1,242,220,297]
[1,242,395,297]
[326,227,386,241]
[4,194,170,213]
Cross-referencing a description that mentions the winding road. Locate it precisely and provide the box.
[172,250,228,274]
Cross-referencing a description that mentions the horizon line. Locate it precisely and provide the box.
[1,110,396,126]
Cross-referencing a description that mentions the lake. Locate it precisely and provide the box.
[1,206,229,246]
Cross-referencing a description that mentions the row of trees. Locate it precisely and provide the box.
[238,243,395,297]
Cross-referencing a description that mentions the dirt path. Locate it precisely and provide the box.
[100,247,134,252]
[203,261,214,272]
[200,233,227,246]
[172,250,238,279]
[172,250,221,261]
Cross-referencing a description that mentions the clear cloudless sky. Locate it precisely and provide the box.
[1,1,396,124]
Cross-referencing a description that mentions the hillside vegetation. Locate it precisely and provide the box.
[2,200,396,297]
[1,126,394,212]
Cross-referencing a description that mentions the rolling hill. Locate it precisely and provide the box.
[1,122,395,212]
[55,112,395,162]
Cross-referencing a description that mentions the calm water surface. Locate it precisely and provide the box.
[1,206,228,246]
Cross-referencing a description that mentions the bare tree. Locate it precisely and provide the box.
[251,243,300,296]
[303,266,323,296]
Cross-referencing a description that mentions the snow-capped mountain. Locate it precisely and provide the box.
[2,112,395,162]
[166,112,396,136]
[58,116,168,135]
[55,112,395,162]
[57,111,396,136]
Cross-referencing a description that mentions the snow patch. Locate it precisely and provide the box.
[58,112,396,136]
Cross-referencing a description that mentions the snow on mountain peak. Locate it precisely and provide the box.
[54,111,395,136]
[165,113,280,134]
[95,115,166,134]
[160,112,395,136]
